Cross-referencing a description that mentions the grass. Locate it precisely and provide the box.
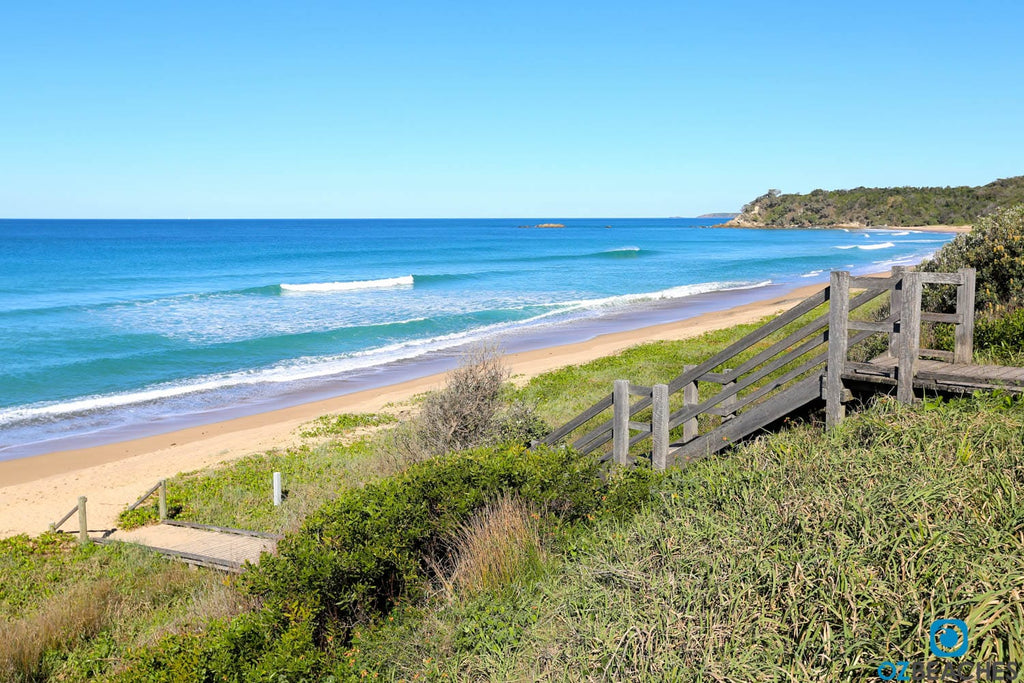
[8,284,1023,680]
[0,535,248,681]
[345,392,1024,681]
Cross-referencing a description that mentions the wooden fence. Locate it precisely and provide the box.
[541,267,977,470]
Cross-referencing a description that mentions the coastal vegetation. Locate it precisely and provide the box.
[728,175,1024,228]
[2,207,1024,680]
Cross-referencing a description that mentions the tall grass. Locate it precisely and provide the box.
[0,581,112,681]
[346,393,1024,681]
[438,493,546,599]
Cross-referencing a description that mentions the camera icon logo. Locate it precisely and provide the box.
[929,619,969,658]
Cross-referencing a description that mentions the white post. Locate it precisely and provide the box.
[273,472,282,506]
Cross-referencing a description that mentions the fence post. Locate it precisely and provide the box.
[273,472,282,506]
[612,380,630,466]
[826,270,851,428]
[158,479,167,520]
[954,267,976,364]
[681,365,699,443]
[651,384,669,471]
[77,496,89,546]
[889,266,910,358]
[897,271,923,403]
[720,369,737,422]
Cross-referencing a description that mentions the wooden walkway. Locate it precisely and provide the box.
[846,357,1024,392]
[96,521,280,573]
[540,266,1024,470]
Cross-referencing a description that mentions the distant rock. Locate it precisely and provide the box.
[697,213,740,219]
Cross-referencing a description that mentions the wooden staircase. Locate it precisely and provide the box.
[537,266,1024,470]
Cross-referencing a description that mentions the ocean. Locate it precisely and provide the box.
[0,218,953,459]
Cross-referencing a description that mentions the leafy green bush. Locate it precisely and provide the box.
[116,443,660,680]
[922,203,1024,312]
[975,307,1024,363]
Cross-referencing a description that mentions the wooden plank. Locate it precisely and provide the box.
[897,272,922,403]
[955,268,976,364]
[671,374,823,465]
[849,276,898,289]
[573,423,613,454]
[918,272,964,284]
[162,519,284,540]
[920,312,961,324]
[126,481,163,512]
[542,393,612,445]
[720,369,737,422]
[848,319,896,333]
[826,271,850,428]
[627,421,651,433]
[919,349,954,362]
[627,384,651,397]
[845,361,896,378]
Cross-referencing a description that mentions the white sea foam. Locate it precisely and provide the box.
[280,275,414,292]
[835,242,896,251]
[0,279,772,427]
[604,246,641,253]
[800,270,824,278]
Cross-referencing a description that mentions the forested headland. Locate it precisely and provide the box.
[727,175,1024,228]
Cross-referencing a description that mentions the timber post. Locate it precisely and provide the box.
[77,496,89,546]
[826,270,850,428]
[954,267,976,364]
[681,365,699,443]
[889,266,911,358]
[158,479,167,520]
[897,271,923,403]
[273,472,283,506]
[612,379,630,465]
[651,384,669,471]
[720,369,737,422]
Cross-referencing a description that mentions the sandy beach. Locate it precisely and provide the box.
[0,280,837,538]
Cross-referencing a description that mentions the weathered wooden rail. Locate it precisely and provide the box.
[540,266,1023,470]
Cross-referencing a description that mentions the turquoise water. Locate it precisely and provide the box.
[0,218,952,457]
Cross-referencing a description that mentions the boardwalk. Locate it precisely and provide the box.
[541,267,1024,469]
[97,521,279,572]
[846,357,1024,392]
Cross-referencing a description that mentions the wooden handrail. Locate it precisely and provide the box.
[541,267,977,464]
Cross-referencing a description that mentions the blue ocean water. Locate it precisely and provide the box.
[0,218,952,457]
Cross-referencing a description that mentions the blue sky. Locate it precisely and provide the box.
[2,1,1022,218]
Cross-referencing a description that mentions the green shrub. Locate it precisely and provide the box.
[975,307,1024,363]
[117,443,660,680]
[922,203,1024,312]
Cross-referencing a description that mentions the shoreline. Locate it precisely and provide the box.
[717,222,972,234]
[0,279,833,538]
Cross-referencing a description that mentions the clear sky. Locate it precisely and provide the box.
[2,1,1022,218]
